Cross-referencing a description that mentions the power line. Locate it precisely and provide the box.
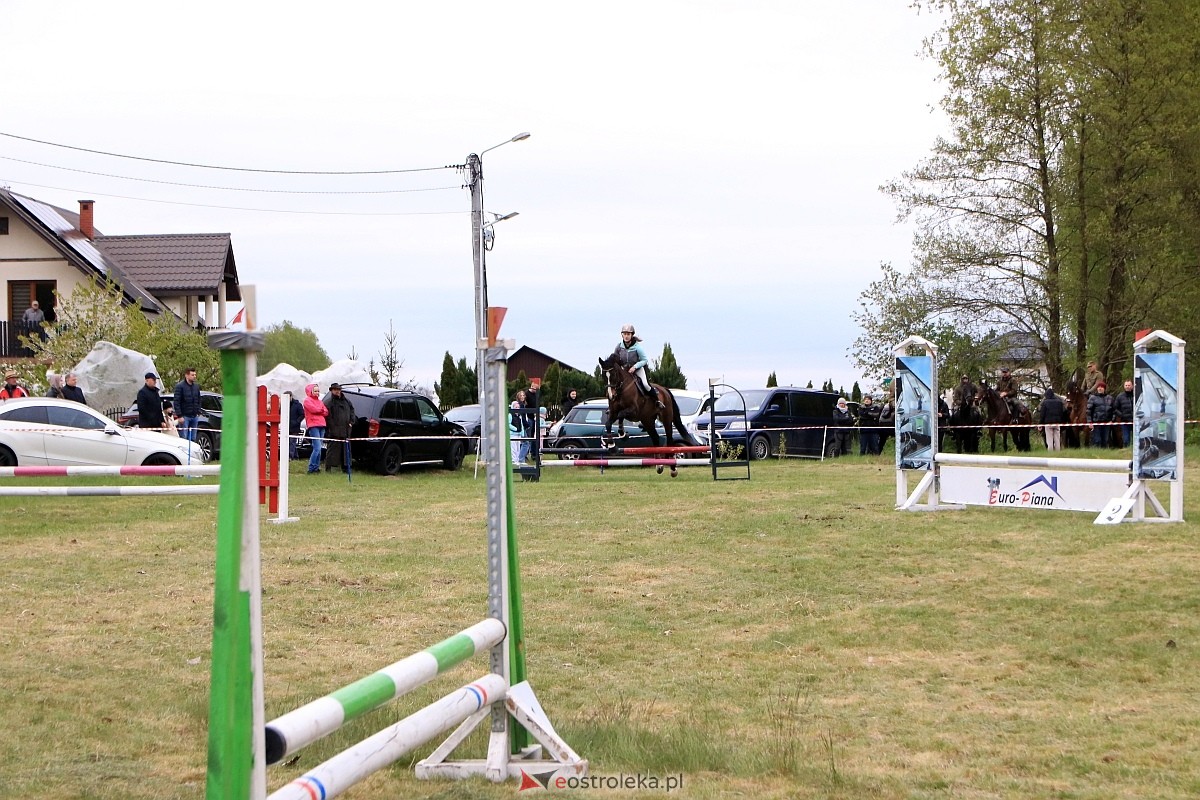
[0,130,465,175]
[0,155,459,194]
[0,177,467,217]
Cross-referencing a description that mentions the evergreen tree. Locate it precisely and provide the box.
[648,342,687,388]
[766,372,778,387]
[851,381,862,402]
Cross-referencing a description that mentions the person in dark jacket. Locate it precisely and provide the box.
[833,397,855,455]
[173,368,203,442]
[137,373,165,430]
[858,395,882,455]
[937,395,951,451]
[561,388,580,420]
[323,383,356,473]
[1038,388,1066,451]
[1086,382,1111,448]
[60,372,86,405]
[289,396,305,459]
[45,373,64,398]
[1110,379,1135,448]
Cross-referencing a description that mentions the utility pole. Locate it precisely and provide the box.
[467,153,486,404]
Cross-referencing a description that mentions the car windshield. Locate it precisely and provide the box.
[714,390,771,413]
[673,396,702,416]
[446,407,479,423]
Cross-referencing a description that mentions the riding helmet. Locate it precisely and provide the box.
[621,324,636,334]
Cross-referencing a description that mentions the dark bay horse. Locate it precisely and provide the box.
[1062,369,1088,449]
[598,354,696,448]
[948,401,982,453]
[975,381,1032,452]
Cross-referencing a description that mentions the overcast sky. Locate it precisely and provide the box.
[2,1,945,397]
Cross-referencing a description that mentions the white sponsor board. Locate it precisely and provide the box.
[940,465,1129,513]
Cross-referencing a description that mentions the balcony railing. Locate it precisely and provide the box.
[1,321,40,359]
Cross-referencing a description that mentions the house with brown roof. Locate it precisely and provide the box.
[0,189,241,357]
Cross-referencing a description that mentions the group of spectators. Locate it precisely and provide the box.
[510,380,550,464]
[135,369,203,440]
[831,393,896,456]
[294,382,355,474]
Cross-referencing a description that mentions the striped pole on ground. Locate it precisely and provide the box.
[263,618,506,764]
[267,674,507,800]
[0,485,219,496]
[540,458,711,468]
[0,465,220,477]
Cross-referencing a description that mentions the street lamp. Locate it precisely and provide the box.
[467,132,530,403]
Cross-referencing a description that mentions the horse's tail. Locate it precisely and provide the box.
[665,388,699,446]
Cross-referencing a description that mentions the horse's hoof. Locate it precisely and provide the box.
[656,465,664,474]
[670,468,678,478]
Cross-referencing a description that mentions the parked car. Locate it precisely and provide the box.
[118,390,223,461]
[546,396,706,456]
[336,385,468,475]
[0,397,205,467]
[693,387,845,459]
[444,404,482,454]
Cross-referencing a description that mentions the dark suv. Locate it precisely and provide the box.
[335,385,468,475]
[699,387,845,459]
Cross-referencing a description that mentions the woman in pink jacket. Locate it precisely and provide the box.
[302,383,328,474]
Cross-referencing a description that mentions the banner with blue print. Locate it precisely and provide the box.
[1132,352,1180,481]
[895,355,934,471]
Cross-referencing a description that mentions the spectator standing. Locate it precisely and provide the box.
[1111,379,1135,449]
[511,389,533,463]
[1038,388,1066,451]
[60,373,86,405]
[877,393,896,454]
[173,368,203,442]
[45,372,64,398]
[21,300,45,331]
[937,395,950,451]
[323,383,356,473]
[136,373,165,430]
[1087,381,1111,448]
[302,383,328,474]
[833,397,855,455]
[1,371,29,400]
[858,395,881,455]
[288,396,305,459]
[561,388,580,419]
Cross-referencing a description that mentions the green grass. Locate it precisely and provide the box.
[1,449,1198,799]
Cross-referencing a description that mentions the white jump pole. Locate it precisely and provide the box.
[267,674,507,800]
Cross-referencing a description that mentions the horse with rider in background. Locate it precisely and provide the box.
[975,380,1033,452]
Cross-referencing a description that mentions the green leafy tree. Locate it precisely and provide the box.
[648,342,686,389]
[261,321,331,373]
[540,362,564,411]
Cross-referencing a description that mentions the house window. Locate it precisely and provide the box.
[8,281,58,324]
[0,217,8,234]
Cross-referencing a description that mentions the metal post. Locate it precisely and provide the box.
[468,153,486,405]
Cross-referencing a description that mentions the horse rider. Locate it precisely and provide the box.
[952,374,976,412]
[1082,360,1105,395]
[613,324,664,409]
[996,367,1022,417]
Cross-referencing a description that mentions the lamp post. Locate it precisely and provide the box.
[467,132,530,404]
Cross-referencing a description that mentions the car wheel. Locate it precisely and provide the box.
[143,453,181,466]
[824,438,839,459]
[555,440,585,460]
[749,434,772,460]
[443,440,466,471]
[194,430,215,462]
[0,445,16,467]
[376,441,403,475]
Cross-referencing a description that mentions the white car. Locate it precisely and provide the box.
[0,398,206,467]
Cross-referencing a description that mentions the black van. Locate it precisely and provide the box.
[701,387,846,459]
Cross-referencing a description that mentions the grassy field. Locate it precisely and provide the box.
[1,449,1198,799]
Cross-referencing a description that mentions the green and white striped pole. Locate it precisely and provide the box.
[263,618,506,764]
[206,288,267,800]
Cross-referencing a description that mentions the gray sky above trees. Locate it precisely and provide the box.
[1,1,944,394]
